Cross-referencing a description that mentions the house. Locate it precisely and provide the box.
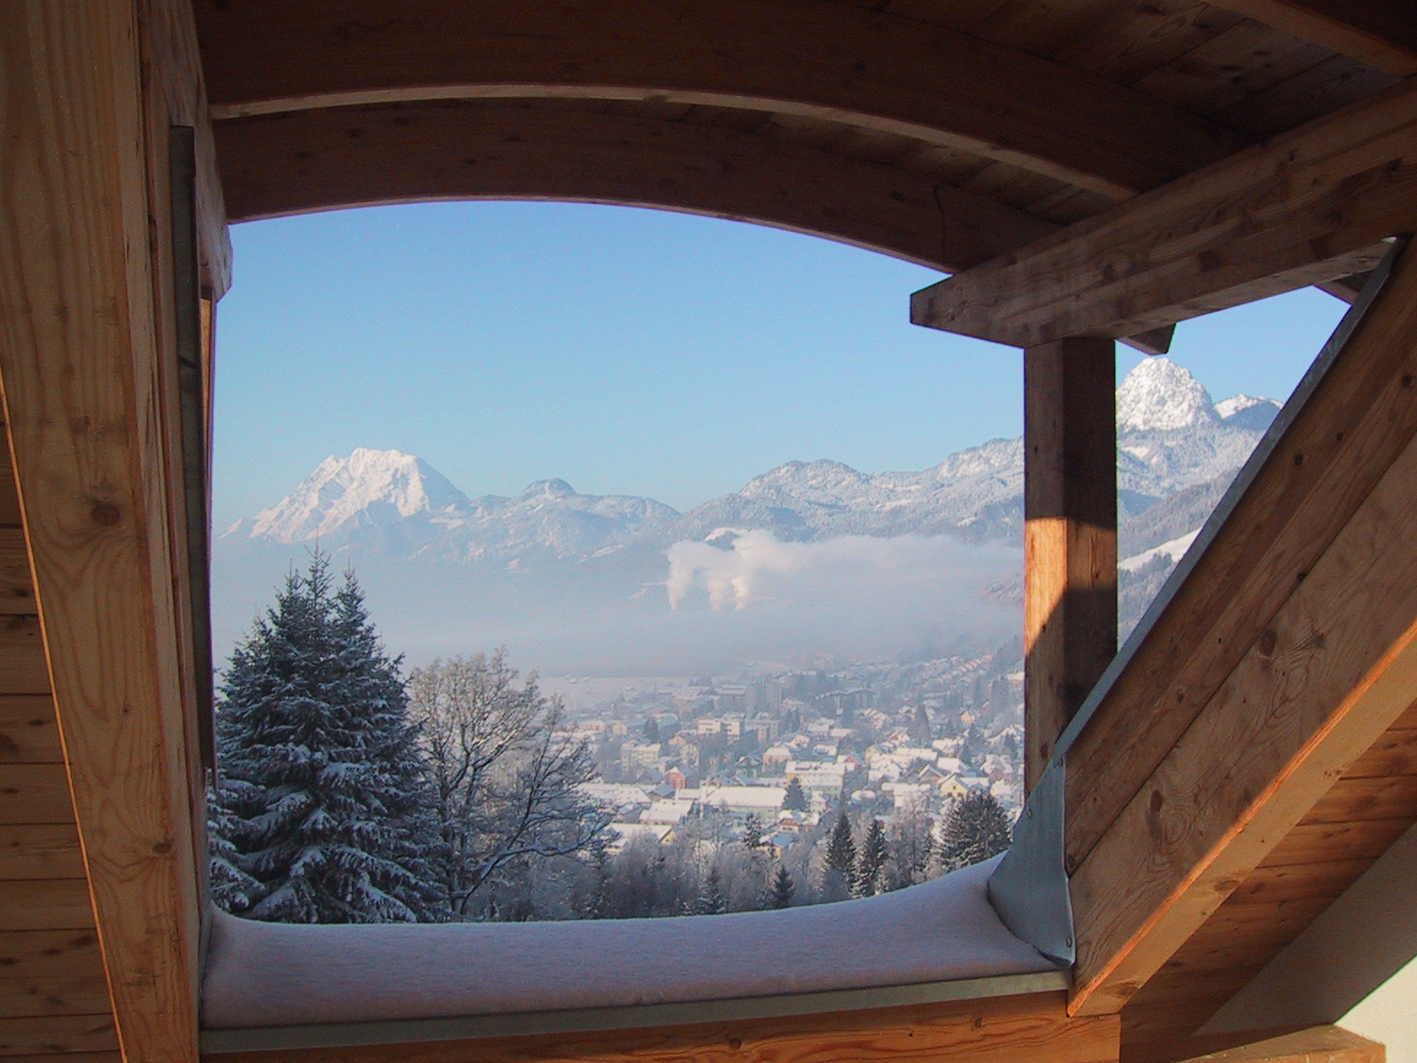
[5,4,1417,1062]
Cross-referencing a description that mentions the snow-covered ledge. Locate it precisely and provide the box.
[201,857,1064,1048]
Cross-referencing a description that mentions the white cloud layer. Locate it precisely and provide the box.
[666,529,1012,613]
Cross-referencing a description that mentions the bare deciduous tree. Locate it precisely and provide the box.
[407,650,609,917]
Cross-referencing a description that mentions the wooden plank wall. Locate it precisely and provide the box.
[1119,695,1417,1057]
[0,426,119,1061]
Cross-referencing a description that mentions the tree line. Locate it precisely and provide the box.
[208,555,1012,923]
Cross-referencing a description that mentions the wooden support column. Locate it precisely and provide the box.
[0,4,216,1061]
[1024,339,1118,792]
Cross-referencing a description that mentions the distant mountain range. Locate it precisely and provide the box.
[213,358,1279,672]
[223,357,1276,561]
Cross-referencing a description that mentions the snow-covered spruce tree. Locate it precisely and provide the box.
[938,790,1012,871]
[768,863,795,909]
[854,817,890,897]
[781,776,808,812]
[208,554,441,923]
[822,810,857,901]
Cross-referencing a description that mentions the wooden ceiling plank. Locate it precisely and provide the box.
[1340,726,1417,776]
[0,4,204,1061]
[0,931,105,983]
[1213,54,1400,140]
[1121,1024,1384,1063]
[910,77,1417,347]
[1069,395,1417,1016]
[1132,20,1334,115]
[1052,2,1246,86]
[1257,818,1415,866]
[213,101,1059,274]
[202,992,1121,1063]
[0,468,17,530]
[193,0,1245,198]
[0,1013,120,1056]
[0,879,96,933]
[0,619,49,698]
[0,531,33,617]
[1225,857,1386,902]
[0,975,113,1020]
[1300,773,1417,823]
[0,698,62,764]
[0,824,85,881]
[0,766,74,827]
[1205,0,1417,77]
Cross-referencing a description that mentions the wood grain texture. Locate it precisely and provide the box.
[0,881,94,933]
[203,993,1121,1063]
[1071,413,1417,1015]
[0,767,75,827]
[0,977,112,1021]
[1023,338,1117,790]
[0,620,48,698]
[1257,818,1415,865]
[0,4,203,1060]
[0,533,34,617]
[0,459,18,531]
[135,0,231,296]
[0,825,84,881]
[214,100,1058,275]
[0,700,60,765]
[0,1013,118,1056]
[910,75,1417,346]
[1065,243,1417,872]
[0,932,104,982]
[193,0,1243,197]
[1122,1024,1384,1063]
[1206,0,1417,76]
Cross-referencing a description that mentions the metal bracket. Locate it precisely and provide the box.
[987,757,1073,966]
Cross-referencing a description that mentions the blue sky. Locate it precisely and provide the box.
[213,201,1348,525]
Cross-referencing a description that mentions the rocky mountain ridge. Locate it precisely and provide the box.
[223,358,1279,563]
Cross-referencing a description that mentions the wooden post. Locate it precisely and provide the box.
[1024,338,1117,792]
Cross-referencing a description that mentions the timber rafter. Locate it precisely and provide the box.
[910,77,1417,348]
[1061,245,1417,1019]
[192,0,1245,200]
[214,101,1059,274]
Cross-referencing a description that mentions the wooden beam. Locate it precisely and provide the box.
[1069,359,1417,1015]
[1207,0,1417,77]
[1317,273,1375,304]
[1064,243,1417,880]
[0,4,203,1062]
[1122,1025,1384,1063]
[909,76,1417,348]
[137,0,232,296]
[202,992,1120,1063]
[1023,338,1117,791]
[193,0,1243,200]
[214,101,1058,274]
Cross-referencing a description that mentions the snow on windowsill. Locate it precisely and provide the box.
[201,856,1060,1030]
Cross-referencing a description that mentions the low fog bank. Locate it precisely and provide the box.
[212,532,1022,677]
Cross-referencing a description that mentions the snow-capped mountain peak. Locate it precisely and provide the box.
[247,447,470,544]
[1116,357,1217,432]
[1215,394,1266,419]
